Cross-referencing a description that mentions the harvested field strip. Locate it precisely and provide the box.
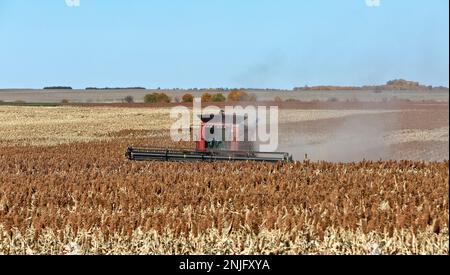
[0,107,171,146]
[0,106,409,146]
[385,127,449,144]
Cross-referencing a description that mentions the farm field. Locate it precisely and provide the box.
[0,101,448,254]
[1,102,448,161]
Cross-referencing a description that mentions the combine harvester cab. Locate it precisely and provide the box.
[126,111,292,163]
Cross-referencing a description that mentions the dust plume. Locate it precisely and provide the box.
[278,112,397,162]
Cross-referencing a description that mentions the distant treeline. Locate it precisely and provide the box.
[294,79,449,92]
[43,86,73,90]
[84,87,286,92]
[41,80,448,92]
[41,86,287,91]
[85,87,146,90]
[181,88,286,92]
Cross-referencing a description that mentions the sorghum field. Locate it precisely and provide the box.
[0,104,448,255]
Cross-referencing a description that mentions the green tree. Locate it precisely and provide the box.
[182,93,194,103]
[212,93,226,102]
[144,93,171,103]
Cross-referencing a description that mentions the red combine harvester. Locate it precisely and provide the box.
[126,111,292,162]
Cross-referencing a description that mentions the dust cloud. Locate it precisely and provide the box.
[278,113,397,162]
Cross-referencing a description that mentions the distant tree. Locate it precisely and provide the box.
[86,87,145,90]
[274,96,283,102]
[144,93,171,103]
[201,93,212,103]
[182,93,194,103]
[386,79,419,88]
[227,90,250,102]
[123,96,134,103]
[61,99,70,104]
[211,93,226,102]
[144,94,158,103]
[44,86,72,90]
[227,90,257,102]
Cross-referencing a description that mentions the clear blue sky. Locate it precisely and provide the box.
[0,0,448,89]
